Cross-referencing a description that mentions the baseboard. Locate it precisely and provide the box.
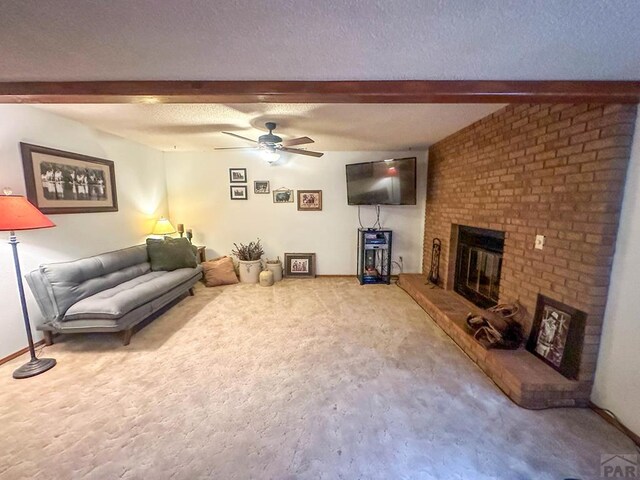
[315,274,357,278]
[0,340,46,367]
[591,402,640,447]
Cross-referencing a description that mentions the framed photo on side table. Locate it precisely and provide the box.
[526,294,586,380]
[284,253,316,278]
[229,168,247,183]
[230,185,248,200]
[20,142,118,214]
[297,190,322,211]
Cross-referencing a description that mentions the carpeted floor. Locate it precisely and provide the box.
[0,278,635,479]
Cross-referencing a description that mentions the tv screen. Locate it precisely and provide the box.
[346,157,417,205]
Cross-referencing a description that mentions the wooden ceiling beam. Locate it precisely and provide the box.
[0,80,639,104]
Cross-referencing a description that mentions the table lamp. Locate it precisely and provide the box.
[151,217,176,236]
[0,189,57,379]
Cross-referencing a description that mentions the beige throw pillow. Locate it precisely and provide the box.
[202,256,239,287]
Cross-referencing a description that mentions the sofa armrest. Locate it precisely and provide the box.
[25,269,59,322]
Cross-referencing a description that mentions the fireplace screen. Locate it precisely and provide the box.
[454,226,504,308]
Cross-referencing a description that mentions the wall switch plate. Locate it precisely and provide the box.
[535,234,545,250]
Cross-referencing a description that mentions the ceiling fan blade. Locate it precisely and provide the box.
[281,147,324,158]
[214,147,258,151]
[282,136,314,147]
[221,132,257,143]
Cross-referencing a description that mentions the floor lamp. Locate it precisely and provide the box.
[0,190,57,379]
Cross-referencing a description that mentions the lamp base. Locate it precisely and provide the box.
[13,357,56,379]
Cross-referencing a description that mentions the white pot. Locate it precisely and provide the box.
[266,262,283,282]
[259,269,274,287]
[238,259,262,283]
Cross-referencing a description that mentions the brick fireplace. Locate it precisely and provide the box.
[416,103,637,405]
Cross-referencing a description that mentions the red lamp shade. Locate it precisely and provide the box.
[0,195,55,231]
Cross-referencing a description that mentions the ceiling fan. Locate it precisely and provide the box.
[215,122,324,161]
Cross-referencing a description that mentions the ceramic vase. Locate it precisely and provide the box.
[266,262,283,282]
[238,259,262,283]
[259,269,274,287]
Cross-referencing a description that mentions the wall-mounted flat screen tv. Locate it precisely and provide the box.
[346,157,417,205]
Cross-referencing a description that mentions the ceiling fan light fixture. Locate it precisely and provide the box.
[261,149,281,164]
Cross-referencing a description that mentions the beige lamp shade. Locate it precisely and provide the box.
[152,217,176,235]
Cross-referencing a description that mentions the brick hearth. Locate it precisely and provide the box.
[420,103,637,402]
[398,274,591,409]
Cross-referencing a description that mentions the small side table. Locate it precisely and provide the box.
[196,246,206,263]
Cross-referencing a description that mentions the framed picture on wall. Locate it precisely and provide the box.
[297,190,322,211]
[20,142,118,214]
[254,181,270,194]
[230,185,248,200]
[284,253,316,278]
[272,188,294,203]
[526,294,586,380]
[229,168,247,183]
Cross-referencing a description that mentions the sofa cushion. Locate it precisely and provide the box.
[202,256,239,287]
[147,237,198,271]
[37,245,150,317]
[63,266,202,321]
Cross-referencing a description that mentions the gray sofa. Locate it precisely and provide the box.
[26,245,203,346]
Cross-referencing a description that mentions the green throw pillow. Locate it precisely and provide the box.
[146,237,198,271]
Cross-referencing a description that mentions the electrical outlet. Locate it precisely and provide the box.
[534,234,545,250]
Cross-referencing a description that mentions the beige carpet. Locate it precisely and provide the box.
[0,278,634,479]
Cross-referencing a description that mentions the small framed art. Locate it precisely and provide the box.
[284,253,316,278]
[230,185,248,200]
[254,181,270,194]
[273,188,294,203]
[229,168,247,183]
[526,294,586,379]
[297,190,322,211]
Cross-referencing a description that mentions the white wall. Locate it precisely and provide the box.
[164,151,427,275]
[592,114,640,435]
[0,105,168,359]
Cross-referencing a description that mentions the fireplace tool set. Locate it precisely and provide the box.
[426,238,441,286]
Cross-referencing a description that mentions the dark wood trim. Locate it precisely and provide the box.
[0,340,46,366]
[591,402,640,447]
[1,81,639,104]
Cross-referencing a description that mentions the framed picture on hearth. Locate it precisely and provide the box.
[526,294,586,380]
[284,253,316,278]
[20,142,118,214]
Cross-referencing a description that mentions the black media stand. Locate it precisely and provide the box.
[357,228,392,285]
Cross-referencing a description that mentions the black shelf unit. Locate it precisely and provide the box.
[357,228,392,285]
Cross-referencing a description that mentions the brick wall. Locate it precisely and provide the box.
[423,103,637,382]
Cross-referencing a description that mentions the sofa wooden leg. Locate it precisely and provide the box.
[188,287,195,296]
[122,328,133,346]
[43,330,54,346]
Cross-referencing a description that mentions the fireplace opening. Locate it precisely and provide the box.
[454,226,505,308]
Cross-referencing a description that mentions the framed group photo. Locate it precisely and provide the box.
[526,294,586,379]
[20,143,118,214]
[284,253,316,278]
[254,181,270,194]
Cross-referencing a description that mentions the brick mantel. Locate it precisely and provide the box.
[423,103,637,386]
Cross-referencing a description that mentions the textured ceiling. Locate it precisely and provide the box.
[1,1,639,82]
[36,103,505,151]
